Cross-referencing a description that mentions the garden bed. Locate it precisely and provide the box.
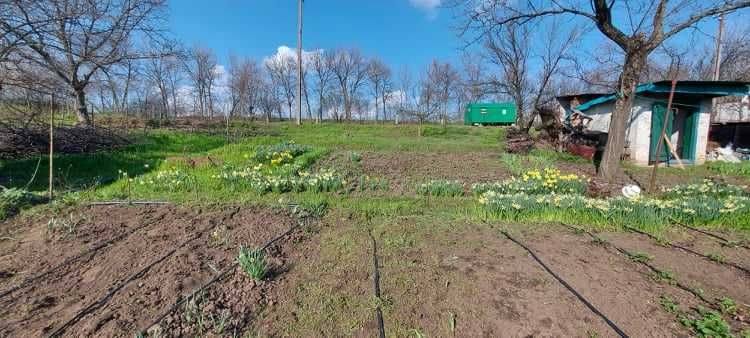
[0,204,308,337]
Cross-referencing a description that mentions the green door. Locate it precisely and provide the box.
[650,103,673,163]
[682,110,698,161]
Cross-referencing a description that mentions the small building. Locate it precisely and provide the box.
[556,81,750,166]
[464,102,516,126]
[710,95,750,149]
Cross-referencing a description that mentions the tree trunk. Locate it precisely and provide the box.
[318,94,324,123]
[598,51,647,180]
[74,88,92,125]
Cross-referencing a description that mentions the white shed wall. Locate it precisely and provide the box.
[580,97,711,165]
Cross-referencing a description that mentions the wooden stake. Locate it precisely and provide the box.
[48,95,54,200]
[648,79,677,193]
[663,136,685,169]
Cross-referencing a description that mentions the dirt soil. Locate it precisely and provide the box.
[374,220,750,337]
[0,204,304,337]
[317,150,514,195]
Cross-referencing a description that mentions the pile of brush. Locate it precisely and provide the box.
[0,125,130,160]
[505,127,535,154]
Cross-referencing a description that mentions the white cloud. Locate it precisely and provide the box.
[263,45,321,67]
[409,0,442,18]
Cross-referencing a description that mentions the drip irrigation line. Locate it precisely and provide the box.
[368,230,386,338]
[559,223,714,305]
[498,229,630,338]
[0,212,168,301]
[622,225,750,277]
[138,217,304,336]
[670,219,750,251]
[47,207,240,338]
[89,201,170,206]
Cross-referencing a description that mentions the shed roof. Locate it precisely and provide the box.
[560,81,750,112]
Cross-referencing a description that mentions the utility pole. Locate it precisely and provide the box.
[713,13,724,81]
[296,0,303,126]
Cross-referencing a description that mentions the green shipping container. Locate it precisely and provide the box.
[464,103,516,126]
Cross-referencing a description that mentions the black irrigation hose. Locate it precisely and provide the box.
[498,229,630,338]
[137,217,305,336]
[0,211,168,301]
[560,223,714,305]
[47,207,240,338]
[622,225,750,277]
[670,219,750,251]
[368,230,386,338]
[89,201,170,206]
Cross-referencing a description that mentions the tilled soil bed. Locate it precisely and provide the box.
[0,204,307,337]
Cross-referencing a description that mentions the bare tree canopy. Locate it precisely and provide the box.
[1,0,169,125]
[453,0,750,179]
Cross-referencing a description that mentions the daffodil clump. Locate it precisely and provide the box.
[472,168,586,196]
[216,141,344,194]
[137,168,195,192]
[477,180,750,229]
[253,140,308,163]
[661,179,747,199]
[358,175,390,192]
[417,180,464,197]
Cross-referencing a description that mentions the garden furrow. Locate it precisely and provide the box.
[45,207,241,337]
[0,210,168,301]
[377,219,611,336]
[142,215,308,337]
[561,224,743,310]
[515,228,698,336]
[623,225,750,276]
[0,208,223,337]
[673,221,750,251]
[498,229,630,338]
[0,205,164,293]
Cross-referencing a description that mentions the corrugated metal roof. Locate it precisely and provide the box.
[558,81,750,112]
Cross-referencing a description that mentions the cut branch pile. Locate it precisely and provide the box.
[0,125,130,160]
[505,127,535,154]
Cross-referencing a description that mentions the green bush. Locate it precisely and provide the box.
[0,188,39,220]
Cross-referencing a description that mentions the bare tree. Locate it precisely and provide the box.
[310,49,333,123]
[367,58,391,123]
[184,46,218,118]
[2,0,167,125]
[455,0,750,179]
[228,55,261,119]
[412,67,441,136]
[265,53,296,120]
[331,48,368,121]
[396,65,414,125]
[456,53,489,111]
[484,23,531,125]
[427,60,460,126]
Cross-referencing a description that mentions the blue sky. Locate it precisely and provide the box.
[169,0,463,71]
[168,0,748,78]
